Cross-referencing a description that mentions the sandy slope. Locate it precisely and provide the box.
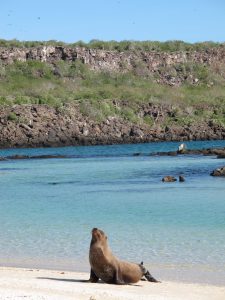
[0,267,224,300]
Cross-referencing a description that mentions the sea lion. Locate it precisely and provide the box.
[89,228,159,284]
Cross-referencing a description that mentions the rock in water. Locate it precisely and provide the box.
[179,175,185,182]
[177,143,187,154]
[162,176,177,182]
[210,166,225,176]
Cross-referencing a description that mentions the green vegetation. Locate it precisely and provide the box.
[7,112,17,121]
[0,38,224,52]
[0,51,225,126]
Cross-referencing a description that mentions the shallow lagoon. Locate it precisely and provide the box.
[0,140,225,285]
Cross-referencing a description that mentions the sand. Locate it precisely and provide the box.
[0,267,224,300]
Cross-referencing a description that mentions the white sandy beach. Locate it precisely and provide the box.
[0,267,224,300]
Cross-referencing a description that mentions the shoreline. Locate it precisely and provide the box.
[0,143,225,161]
[1,260,225,287]
[0,260,225,287]
[1,135,225,150]
[0,267,224,300]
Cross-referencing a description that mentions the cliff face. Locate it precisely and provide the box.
[0,45,225,148]
[1,46,225,86]
[1,45,225,67]
[0,103,224,149]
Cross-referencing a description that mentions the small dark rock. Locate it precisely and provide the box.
[7,155,30,160]
[168,151,177,156]
[130,127,144,138]
[133,152,141,156]
[179,175,185,182]
[177,149,187,154]
[32,155,67,159]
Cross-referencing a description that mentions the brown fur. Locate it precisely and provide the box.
[89,228,159,284]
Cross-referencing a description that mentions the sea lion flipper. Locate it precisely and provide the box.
[144,270,160,283]
[139,263,160,283]
[89,268,99,283]
[115,278,125,285]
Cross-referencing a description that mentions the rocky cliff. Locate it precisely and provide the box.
[0,45,225,148]
[1,45,225,85]
[0,103,224,148]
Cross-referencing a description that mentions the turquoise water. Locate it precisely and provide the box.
[0,140,225,285]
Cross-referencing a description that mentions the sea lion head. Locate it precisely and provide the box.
[91,228,107,244]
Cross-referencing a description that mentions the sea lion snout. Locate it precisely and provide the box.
[91,228,101,239]
[91,228,106,241]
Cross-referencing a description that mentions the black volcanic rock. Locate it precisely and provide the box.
[179,175,185,182]
[210,166,225,177]
[0,104,225,149]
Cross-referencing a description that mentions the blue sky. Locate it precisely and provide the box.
[1,0,225,43]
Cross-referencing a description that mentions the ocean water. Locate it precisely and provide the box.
[0,140,225,285]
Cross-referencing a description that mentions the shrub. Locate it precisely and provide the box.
[143,115,154,126]
[7,112,17,121]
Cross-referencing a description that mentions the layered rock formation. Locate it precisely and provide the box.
[1,45,225,85]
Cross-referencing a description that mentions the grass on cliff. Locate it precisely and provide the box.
[0,59,225,126]
[0,38,224,52]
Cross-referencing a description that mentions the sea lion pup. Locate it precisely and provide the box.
[89,228,159,284]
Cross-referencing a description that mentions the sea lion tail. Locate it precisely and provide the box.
[139,261,160,283]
